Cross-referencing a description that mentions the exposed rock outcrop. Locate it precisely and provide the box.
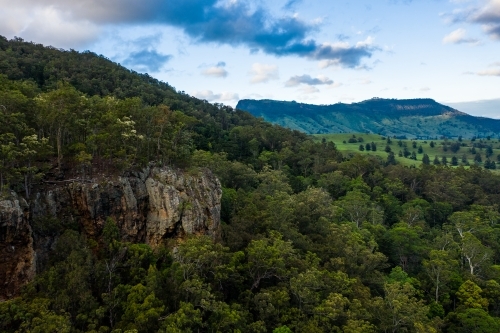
[0,194,35,300]
[0,166,222,300]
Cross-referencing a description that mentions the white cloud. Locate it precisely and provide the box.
[318,59,341,69]
[285,74,333,87]
[241,93,274,100]
[355,36,375,48]
[0,0,163,24]
[192,90,239,101]
[219,92,240,101]
[449,0,500,40]
[249,63,279,84]
[474,61,500,76]
[442,28,480,45]
[298,86,320,94]
[326,82,343,89]
[314,36,375,69]
[0,6,100,48]
[202,66,228,78]
[477,68,500,76]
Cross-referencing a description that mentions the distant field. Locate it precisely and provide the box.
[314,133,500,170]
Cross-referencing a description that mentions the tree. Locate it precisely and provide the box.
[433,156,440,165]
[336,190,383,228]
[422,154,430,165]
[14,134,51,198]
[456,280,489,310]
[273,326,293,333]
[386,152,397,166]
[359,144,365,151]
[375,269,431,333]
[371,142,377,151]
[423,250,458,302]
[441,156,448,166]
[160,302,203,332]
[474,153,482,163]
[246,232,296,290]
[451,156,458,166]
[446,308,500,333]
[121,283,165,332]
[253,287,290,328]
[418,145,423,154]
[450,142,461,153]
[385,145,392,153]
[430,141,435,148]
[36,83,85,171]
[460,232,491,277]
[485,159,496,170]
[388,224,424,272]
[486,146,493,158]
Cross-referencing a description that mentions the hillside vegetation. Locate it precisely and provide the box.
[2,36,500,332]
[237,98,500,138]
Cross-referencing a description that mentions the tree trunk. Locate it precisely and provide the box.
[435,275,440,302]
[57,126,62,170]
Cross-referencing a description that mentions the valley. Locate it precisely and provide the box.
[315,133,500,170]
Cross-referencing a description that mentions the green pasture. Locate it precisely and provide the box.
[314,133,500,170]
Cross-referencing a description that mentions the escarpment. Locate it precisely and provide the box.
[0,167,222,300]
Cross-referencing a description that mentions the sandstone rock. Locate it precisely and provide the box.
[0,193,35,300]
[0,167,221,299]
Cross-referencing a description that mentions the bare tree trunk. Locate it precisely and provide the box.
[435,275,440,302]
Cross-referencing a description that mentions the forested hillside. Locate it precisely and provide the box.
[2,36,500,332]
[236,98,500,138]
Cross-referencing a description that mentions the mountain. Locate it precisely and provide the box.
[236,98,500,138]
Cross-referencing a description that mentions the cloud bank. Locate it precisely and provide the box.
[0,0,376,67]
[475,62,500,76]
[442,28,479,44]
[285,74,333,87]
[249,63,279,83]
[192,90,239,102]
[451,0,500,40]
[201,62,228,78]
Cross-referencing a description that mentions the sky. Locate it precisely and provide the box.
[1,0,499,118]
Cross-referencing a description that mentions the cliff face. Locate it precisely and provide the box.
[0,195,35,300]
[0,167,222,300]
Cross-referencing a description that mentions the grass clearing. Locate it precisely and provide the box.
[314,133,500,171]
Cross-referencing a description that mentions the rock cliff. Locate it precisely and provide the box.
[0,166,222,300]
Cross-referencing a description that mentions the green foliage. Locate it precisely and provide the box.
[237,98,500,138]
[3,36,500,332]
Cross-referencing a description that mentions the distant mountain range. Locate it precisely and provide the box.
[236,98,500,138]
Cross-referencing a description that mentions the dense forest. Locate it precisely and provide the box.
[1,36,500,332]
[236,98,500,138]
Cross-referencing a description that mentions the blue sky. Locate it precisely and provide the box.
[1,0,499,117]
